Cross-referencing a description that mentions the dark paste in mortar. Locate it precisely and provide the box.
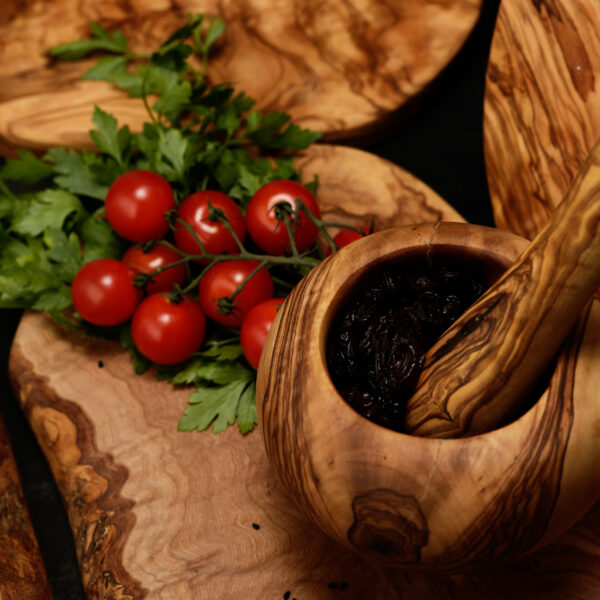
[327,248,503,433]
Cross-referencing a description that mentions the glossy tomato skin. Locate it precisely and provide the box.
[131,294,206,365]
[105,170,175,242]
[122,244,186,295]
[198,260,274,328]
[240,297,285,369]
[174,191,246,259]
[334,226,372,247]
[71,259,142,326]
[326,225,376,256]
[246,180,321,255]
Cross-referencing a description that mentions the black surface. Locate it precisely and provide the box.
[0,1,500,597]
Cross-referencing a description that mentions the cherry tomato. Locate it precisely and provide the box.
[246,180,321,255]
[105,170,175,242]
[198,260,274,328]
[122,244,186,295]
[326,225,377,256]
[174,191,246,260]
[131,294,206,365]
[71,259,142,326]
[240,297,285,369]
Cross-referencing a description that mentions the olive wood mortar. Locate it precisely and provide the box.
[405,138,600,437]
[256,222,600,573]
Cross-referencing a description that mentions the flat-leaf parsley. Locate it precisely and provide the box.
[0,15,322,434]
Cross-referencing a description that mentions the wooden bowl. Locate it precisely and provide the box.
[256,221,600,574]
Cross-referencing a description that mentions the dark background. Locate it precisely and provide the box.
[0,1,500,597]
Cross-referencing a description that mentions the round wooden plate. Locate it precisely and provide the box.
[0,0,483,153]
[483,0,600,239]
[8,142,600,598]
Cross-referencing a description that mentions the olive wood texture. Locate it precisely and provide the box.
[8,145,464,599]
[483,0,600,239]
[257,222,600,574]
[404,139,600,437]
[0,0,482,154]
[0,411,52,599]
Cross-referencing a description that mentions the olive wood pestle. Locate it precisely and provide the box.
[404,140,600,438]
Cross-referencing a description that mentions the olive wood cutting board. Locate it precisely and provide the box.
[0,0,482,154]
[483,0,600,240]
[7,143,461,599]
[8,143,600,599]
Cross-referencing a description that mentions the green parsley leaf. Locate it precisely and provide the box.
[0,236,73,310]
[212,149,240,192]
[194,17,225,55]
[11,189,84,236]
[198,340,245,361]
[157,128,188,182]
[192,82,234,110]
[48,22,128,60]
[178,375,254,433]
[31,285,73,312]
[269,123,323,150]
[79,208,125,263]
[164,356,251,386]
[235,163,268,197]
[245,110,322,149]
[151,41,193,74]
[0,150,54,184]
[0,195,12,220]
[145,66,192,123]
[237,381,257,434]
[43,228,82,281]
[105,70,145,96]
[82,55,129,81]
[45,147,110,200]
[89,106,130,166]
[205,17,226,49]
[163,13,205,47]
[215,103,241,137]
[245,109,288,138]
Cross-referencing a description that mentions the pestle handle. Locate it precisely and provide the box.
[404,139,600,438]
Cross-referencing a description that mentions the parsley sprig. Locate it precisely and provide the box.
[0,15,331,434]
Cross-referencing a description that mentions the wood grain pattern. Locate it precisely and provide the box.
[7,145,460,599]
[404,138,600,437]
[0,0,482,153]
[257,221,600,574]
[483,0,600,239]
[0,411,52,600]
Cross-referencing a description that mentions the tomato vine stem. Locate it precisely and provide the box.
[143,203,374,316]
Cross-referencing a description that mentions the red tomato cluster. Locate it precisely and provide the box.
[240,298,285,369]
[245,180,321,254]
[71,171,335,369]
[174,191,246,259]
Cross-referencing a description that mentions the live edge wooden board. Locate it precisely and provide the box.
[0,0,482,153]
[8,143,600,599]
[8,144,461,600]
